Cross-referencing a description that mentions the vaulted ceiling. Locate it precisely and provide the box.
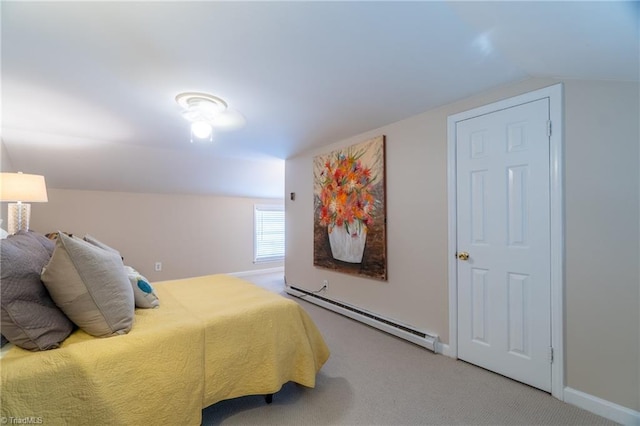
[2,1,638,198]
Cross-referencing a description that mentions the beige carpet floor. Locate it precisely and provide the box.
[201,273,615,425]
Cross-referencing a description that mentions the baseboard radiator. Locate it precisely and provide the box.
[287,286,439,352]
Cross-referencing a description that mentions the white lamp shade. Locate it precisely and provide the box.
[0,173,48,202]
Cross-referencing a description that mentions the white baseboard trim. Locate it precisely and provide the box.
[228,266,284,278]
[437,342,454,357]
[286,285,438,352]
[564,387,640,426]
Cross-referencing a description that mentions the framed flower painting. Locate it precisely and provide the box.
[313,135,387,280]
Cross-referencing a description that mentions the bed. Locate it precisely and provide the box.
[1,273,330,425]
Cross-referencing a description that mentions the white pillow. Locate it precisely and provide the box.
[124,266,160,309]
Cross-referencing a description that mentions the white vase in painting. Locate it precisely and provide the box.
[328,224,367,263]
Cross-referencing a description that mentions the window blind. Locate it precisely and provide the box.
[254,205,285,263]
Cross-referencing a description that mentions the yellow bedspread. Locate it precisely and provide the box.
[1,274,329,425]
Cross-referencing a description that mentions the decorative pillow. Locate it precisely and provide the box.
[124,266,160,309]
[84,236,156,308]
[28,230,57,256]
[0,231,75,350]
[45,231,74,240]
[41,233,135,337]
[83,234,120,255]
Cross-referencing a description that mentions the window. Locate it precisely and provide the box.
[254,204,285,263]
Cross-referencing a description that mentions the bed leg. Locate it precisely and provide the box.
[265,394,273,404]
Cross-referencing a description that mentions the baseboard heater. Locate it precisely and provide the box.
[287,285,439,352]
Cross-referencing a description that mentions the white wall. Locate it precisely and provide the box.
[0,139,14,173]
[563,80,639,411]
[1,140,15,230]
[285,77,639,412]
[30,189,284,282]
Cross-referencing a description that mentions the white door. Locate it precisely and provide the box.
[456,98,551,392]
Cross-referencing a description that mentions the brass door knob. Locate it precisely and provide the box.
[457,252,469,261]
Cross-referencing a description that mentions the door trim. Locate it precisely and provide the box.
[446,83,564,400]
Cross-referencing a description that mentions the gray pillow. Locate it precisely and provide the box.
[41,233,135,337]
[28,230,56,256]
[0,231,75,350]
[83,234,120,256]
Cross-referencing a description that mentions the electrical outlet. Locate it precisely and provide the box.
[154,262,162,272]
[322,280,328,292]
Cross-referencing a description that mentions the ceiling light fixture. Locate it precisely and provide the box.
[191,121,213,139]
[175,92,245,142]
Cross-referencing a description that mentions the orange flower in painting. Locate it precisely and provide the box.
[318,148,377,235]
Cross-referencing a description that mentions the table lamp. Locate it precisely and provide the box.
[0,172,48,234]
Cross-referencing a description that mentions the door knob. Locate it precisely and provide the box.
[457,252,469,261]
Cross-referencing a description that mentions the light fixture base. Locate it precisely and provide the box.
[175,92,228,111]
[7,202,31,234]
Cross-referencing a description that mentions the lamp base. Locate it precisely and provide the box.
[7,202,31,234]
